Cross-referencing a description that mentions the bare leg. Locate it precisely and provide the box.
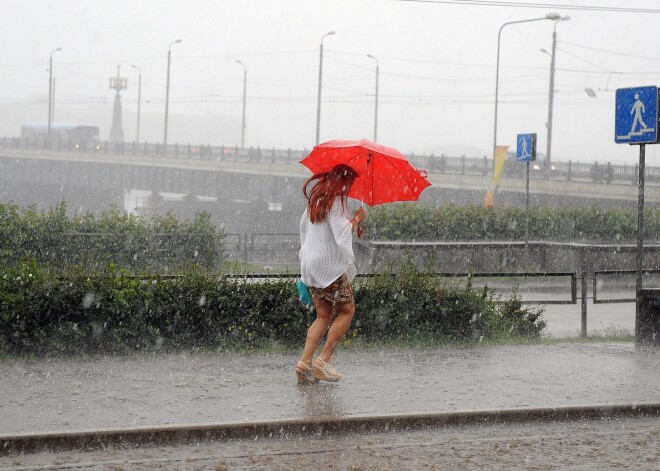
[299,296,334,365]
[317,300,355,364]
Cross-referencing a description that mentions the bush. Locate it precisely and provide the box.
[486,288,546,339]
[363,203,660,242]
[0,202,225,271]
[0,262,545,356]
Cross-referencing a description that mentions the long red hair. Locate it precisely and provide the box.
[303,164,358,223]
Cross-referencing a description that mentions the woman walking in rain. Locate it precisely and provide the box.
[295,164,366,384]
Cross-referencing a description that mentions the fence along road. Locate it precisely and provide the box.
[3,142,660,205]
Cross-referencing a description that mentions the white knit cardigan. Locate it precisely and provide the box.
[299,197,357,289]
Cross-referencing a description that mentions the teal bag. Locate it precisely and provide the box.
[296,279,313,308]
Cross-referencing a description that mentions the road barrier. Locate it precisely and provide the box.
[4,136,660,187]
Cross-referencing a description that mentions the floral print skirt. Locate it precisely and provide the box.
[308,274,354,305]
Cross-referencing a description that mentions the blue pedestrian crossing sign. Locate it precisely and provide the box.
[516,133,536,162]
[615,86,658,144]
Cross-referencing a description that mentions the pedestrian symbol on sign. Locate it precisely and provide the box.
[521,138,530,158]
[628,93,652,136]
[516,133,536,162]
[615,86,658,144]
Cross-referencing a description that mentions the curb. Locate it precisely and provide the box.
[2,402,660,455]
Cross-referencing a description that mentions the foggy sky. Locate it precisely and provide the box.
[2,0,660,164]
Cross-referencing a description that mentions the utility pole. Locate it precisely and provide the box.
[164,38,182,148]
[367,54,379,142]
[47,47,62,146]
[543,16,570,163]
[236,60,247,148]
[315,31,335,145]
[51,77,55,123]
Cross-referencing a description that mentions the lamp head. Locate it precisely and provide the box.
[168,39,182,51]
[545,12,561,20]
[321,31,335,44]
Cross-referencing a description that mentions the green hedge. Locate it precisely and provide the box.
[0,202,225,271]
[0,262,545,356]
[363,203,659,242]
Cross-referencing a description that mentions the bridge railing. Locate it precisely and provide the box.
[3,135,659,187]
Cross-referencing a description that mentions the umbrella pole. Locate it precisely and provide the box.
[364,151,371,207]
[357,152,372,238]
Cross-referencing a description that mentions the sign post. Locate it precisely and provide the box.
[516,133,536,254]
[615,86,658,345]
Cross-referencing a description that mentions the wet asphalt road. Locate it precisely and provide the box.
[1,342,659,436]
[2,416,659,470]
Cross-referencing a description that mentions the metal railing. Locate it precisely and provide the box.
[3,136,660,187]
[224,232,299,270]
[593,269,660,303]
[226,270,652,338]
[225,271,577,305]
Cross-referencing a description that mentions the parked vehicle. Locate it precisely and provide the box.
[20,124,101,151]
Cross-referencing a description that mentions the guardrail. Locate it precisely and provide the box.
[593,269,660,303]
[225,271,577,305]
[224,232,299,270]
[223,235,660,337]
[228,270,655,338]
[3,136,660,187]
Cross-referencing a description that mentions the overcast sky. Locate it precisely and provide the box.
[2,0,660,164]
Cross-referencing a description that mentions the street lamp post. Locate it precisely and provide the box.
[164,38,182,149]
[541,16,570,164]
[315,31,335,145]
[48,47,62,146]
[131,64,142,143]
[367,54,380,142]
[492,14,560,168]
[236,60,247,148]
[51,77,56,123]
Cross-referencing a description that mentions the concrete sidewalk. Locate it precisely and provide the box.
[1,342,659,441]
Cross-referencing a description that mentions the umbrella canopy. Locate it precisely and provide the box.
[300,139,431,207]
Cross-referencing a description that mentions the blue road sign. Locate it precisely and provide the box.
[615,86,658,144]
[516,133,536,162]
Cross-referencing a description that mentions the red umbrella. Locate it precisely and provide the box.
[300,139,431,207]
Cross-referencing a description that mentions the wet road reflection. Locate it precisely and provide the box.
[297,383,345,417]
[1,343,658,435]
